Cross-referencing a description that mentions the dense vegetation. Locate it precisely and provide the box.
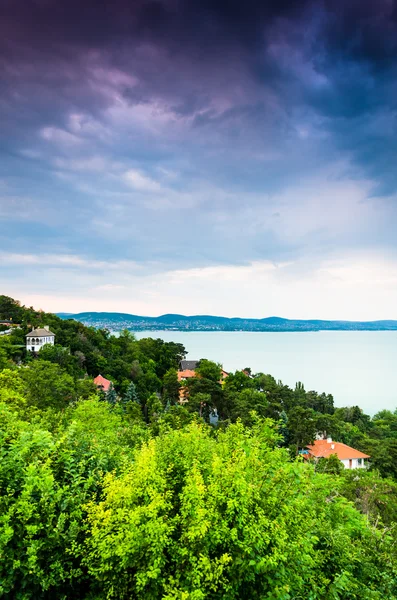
[1,295,397,599]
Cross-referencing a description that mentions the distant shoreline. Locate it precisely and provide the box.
[59,312,397,333]
[118,328,397,333]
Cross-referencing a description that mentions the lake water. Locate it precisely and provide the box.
[132,331,397,415]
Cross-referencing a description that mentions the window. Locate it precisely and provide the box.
[358,458,362,466]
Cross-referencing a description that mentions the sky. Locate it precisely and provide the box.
[1,0,397,319]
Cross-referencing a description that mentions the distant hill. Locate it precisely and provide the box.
[57,312,397,332]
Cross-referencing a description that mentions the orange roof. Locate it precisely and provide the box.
[93,374,112,392]
[177,369,196,381]
[307,439,370,460]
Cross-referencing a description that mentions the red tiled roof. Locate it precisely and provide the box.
[93,374,112,392]
[177,369,196,381]
[307,439,370,460]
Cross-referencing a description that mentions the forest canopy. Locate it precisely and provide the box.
[1,295,397,599]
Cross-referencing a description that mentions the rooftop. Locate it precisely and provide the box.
[307,439,370,460]
[177,369,197,381]
[180,360,199,371]
[93,374,112,392]
[26,327,55,337]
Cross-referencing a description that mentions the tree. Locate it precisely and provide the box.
[224,370,254,393]
[187,376,224,419]
[0,295,24,322]
[315,454,344,475]
[39,343,82,377]
[20,360,75,410]
[229,388,268,426]
[294,381,307,406]
[0,399,148,598]
[340,469,397,526]
[162,368,180,405]
[123,381,140,405]
[186,392,212,422]
[196,359,222,383]
[253,373,293,412]
[0,369,27,412]
[279,410,289,446]
[146,393,164,423]
[306,390,334,414]
[106,383,118,406]
[335,406,372,433]
[84,421,397,600]
[0,346,8,371]
[75,377,98,400]
[120,381,144,420]
[287,406,317,454]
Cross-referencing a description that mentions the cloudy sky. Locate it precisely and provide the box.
[1,0,397,319]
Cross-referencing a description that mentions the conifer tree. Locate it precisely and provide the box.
[123,381,140,405]
[106,383,117,406]
[279,410,289,446]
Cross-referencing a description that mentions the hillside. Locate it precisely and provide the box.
[2,294,397,598]
[59,311,397,331]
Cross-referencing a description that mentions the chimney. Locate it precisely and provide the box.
[327,437,332,443]
[331,444,335,450]
[44,325,49,331]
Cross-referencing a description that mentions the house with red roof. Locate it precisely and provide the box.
[306,437,370,469]
[177,369,196,383]
[93,374,112,393]
[177,363,229,402]
[177,369,196,403]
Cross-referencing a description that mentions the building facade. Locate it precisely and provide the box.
[26,326,55,352]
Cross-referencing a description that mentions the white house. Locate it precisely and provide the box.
[26,326,55,352]
[305,437,370,469]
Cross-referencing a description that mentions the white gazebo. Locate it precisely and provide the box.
[26,326,55,352]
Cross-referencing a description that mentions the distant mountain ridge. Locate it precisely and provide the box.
[57,311,397,332]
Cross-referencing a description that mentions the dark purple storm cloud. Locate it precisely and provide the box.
[1,0,397,315]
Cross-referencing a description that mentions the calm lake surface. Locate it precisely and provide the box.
[132,330,397,415]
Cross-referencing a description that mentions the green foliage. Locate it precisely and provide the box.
[196,358,222,383]
[0,399,148,599]
[1,295,397,598]
[186,392,213,422]
[340,469,397,526]
[0,346,9,371]
[106,383,118,406]
[162,368,180,405]
[0,295,26,322]
[123,380,140,405]
[186,371,223,420]
[1,297,187,406]
[0,334,24,363]
[316,454,344,475]
[287,406,317,453]
[20,360,76,410]
[84,421,397,599]
[0,369,28,413]
[75,377,98,400]
[229,388,269,426]
[39,343,83,377]
[223,370,254,393]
